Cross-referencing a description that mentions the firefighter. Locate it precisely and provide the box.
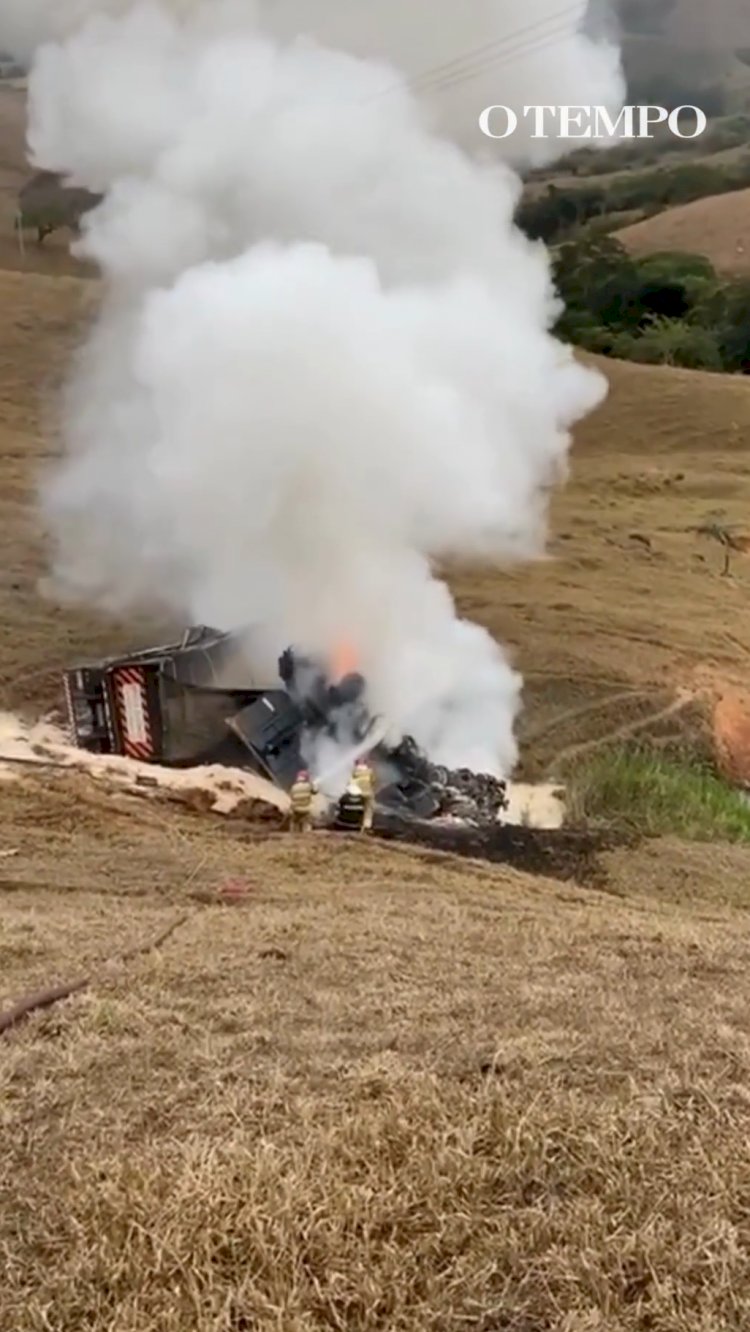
[336,780,366,832]
[289,769,314,832]
[352,757,375,831]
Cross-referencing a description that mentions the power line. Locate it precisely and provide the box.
[414,15,590,101]
[365,3,584,104]
[408,5,585,98]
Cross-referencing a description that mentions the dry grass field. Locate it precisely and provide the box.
[5,774,750,1331]
[453,353,750,776]
[617,187,750,276]
[4,76,750,1332]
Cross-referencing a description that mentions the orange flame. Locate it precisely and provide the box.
[330,639,358,682]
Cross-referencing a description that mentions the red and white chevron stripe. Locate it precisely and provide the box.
[112,666,154,760]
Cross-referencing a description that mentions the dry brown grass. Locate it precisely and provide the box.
[617,187,750,275]
[452,354,750,773]
[5,79,750,1330]
[4,774,750,1331]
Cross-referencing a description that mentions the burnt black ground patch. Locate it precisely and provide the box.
[372,811,631,889]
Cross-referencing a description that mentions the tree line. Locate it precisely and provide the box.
[518,153,750,245]
[552,235,750,373]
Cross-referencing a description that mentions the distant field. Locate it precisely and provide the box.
[617,187,750,275]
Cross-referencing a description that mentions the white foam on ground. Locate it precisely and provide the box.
[502,782,566,829]
[0,712,289,812]
[0,713,566,828]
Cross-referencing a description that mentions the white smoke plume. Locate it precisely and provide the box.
[2,1,622,777]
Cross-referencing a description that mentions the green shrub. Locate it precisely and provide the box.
[551,235,750,373]
[608,330,640,360]
[16,171,100,243]
[628,317,724,369]
[712,279,750,372]
[567,749,750,843]
[553,235,644,334]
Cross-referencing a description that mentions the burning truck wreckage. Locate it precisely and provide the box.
[62,625,508,827]
[60,626,603,882]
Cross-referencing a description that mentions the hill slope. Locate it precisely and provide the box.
[453,353,750,771]
[4,211,750,1331]
[4,768,750,1332]
[617,188,750,274]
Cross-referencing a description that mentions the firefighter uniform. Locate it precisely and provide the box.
[352,759,375,831]
[336,781,366,831]
[289,771,314,832]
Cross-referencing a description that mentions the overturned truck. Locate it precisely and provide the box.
[62,626,508,824]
